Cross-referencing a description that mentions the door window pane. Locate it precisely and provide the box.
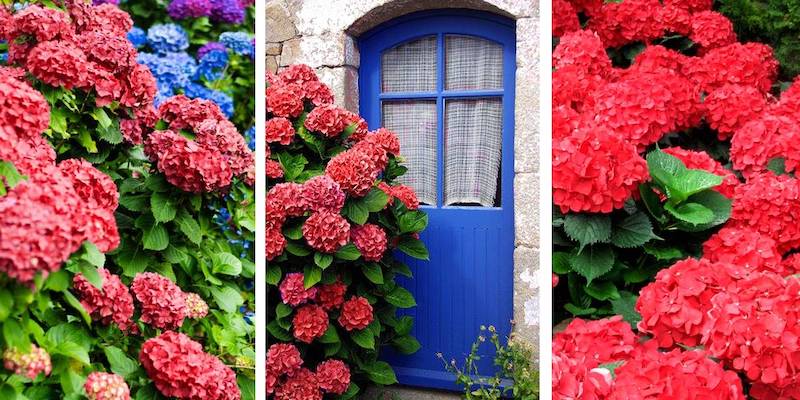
[444,98,503,207]
[381,36,437,93]
[382,101,438,205]
[445,35,503,91]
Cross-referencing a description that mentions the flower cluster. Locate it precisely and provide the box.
[140,331,240,400]
[3,345,52,380]
[84,372,131,400]
[167,0,246,24]
[73,268,135,331]
[267,343,352,398]
[131,272,188,330]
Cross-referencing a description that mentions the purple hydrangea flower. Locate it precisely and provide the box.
[210,0,245,24]
[167,0,212,19]
[197,42,226,59]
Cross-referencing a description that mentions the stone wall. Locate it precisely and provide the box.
[267,0,539,354]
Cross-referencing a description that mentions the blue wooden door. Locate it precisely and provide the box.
[359,10,516,391]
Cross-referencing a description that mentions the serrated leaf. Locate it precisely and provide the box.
[385,286,415,308]
[584,281,620,301]
[646,149,685,190]
[677,190,731,232]
[568,245,615,284]
[0,161,25,192]
[151,192,177,223]
[213,252,242,276]
[78,263,103,290]
[319,324,340,344]
[350,328,374,349]
[611,212,658,248]
[398,210,428,234]
[397,237,429,260]
[142,223,169,251]
[276,152,309,182]
[286,241,312,256]
[563,214,612,250]
[552,252,571,274]
[361,263,384,284]
[611,291,642,327]
[672,169,723,201]
[303,265,322,288]
[174,210,202,244]
[362,188,389,212]
[335,244,361,260]
[104,346,138,378]
[314,252,334,269]
[343,200,369,225]
[364,361,398,385]
[392,335,421,355]
[664,202,714,225]
[209,286,244,313]
[564,303,597,316]
[643,243,685,261]
[768,157,790,176]
[267,265,281,286]
[81,242,105,267]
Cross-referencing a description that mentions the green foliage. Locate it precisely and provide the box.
[718,0,800,80]
[553,149,731,322]
[439,326,539,399]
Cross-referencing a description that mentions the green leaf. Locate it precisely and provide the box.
[664,202,714,225]
[276,303,293,320]
[385,286,416,308]
[336,382,360,400]
[343,200,369,225]
[104,346,138,378]
[77,129,98,153]
[362,188,390,212]
[646,148,685,190]
[314,252,334,269]
[768,157,790,176]
[54,341,90,365]
[395,316,413,336]
[91,108,113,128]
[391,335,421,355]
[563,214,612,250]
[174,210,202,245]
[397,237,429,260]
[569,245,615,284]
[671,169,723,201]
[238,376,255,400]
[209,286,244,313]
[286,241,312,256]
[335,244,361,260]
[398,211,428,234]
[276,151,309,181]
[142,223,169,251]
[213,253,243,276]
[350,328,374,349]
[639,183,666,223]
[267,265,281,286]
[62,290,91,325]
[363,361,398,385]
[50,108,68,135]
[611,291,642,327]
[611,212,658,248]
[0,161,25,193]
[151,192,177,223]
[119,194,149,211]
[584,281,620,301]
[0,291,13,322]
[303,265,322,289]
[643,243,685,261]
[361,263,384,284]
[267,320,292,341]
[282,223,303,240]
[319,325,340,344]
[3,320,30,353]
[552,252,572,274]
[677,190,731,232]
[564,303,597,316]
[81,242,105,268]
[295,125,325,157]
[78,263,103,290]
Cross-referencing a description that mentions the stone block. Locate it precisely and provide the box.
[267,1,297,42]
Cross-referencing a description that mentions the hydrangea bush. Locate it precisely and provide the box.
[267,65,429,399]
[0,1,255,399]
[553,0,800,397]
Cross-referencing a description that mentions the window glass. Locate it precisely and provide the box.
[381,36,437,93]
[445,35,503,91]
[382,101,438,205]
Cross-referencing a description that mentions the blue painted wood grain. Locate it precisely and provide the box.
[359,10,517,391]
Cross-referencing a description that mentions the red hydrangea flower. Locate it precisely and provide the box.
[77,207,120,253]
[267,183,309,217]
[690,11,737,52]
[266,117,295,145]
[553,30,612,78]
[0,74,51,141]
[662,147,739,198]
[0,134,56,177]
[730,172,800,252]
[567,0,602,16]
[553,354,613,400]
[636,258,742,348]
[120,64,157,108]
[780,253,800,276]
[325,149,378,197]
[140,331,240,400]
[587,0,665,48]
[660,5,692,36]
[58,158,119,211]
[131,272,187,330]
[11,5,73,42]
[144,130,233,193]
[664,0,712,13]
[274,368,321,400]
[0,170,85,283]
[608,346,745,399]
[316,281,347,311]
[267,159,284,179]
[279,272,317,307]
[267,343,303,376]
[304,104,348,138]
[553,127,649,213]
[686,42,778,94]
[184,293,209,319]
[84,372,131,400]
[267,83,304,118]
[338,296,373,331]
[302,175,345,213]
[552,64,607,112]
[193,118,254,178]
[302,211,350,253]
[81,4,133,36]
[730,114,800,178]
[157,95,226,131]
[553,0,580,37]
[3,345,52,380]
[702,227,783,275]
[352,140,388,173]
[378,183,420,210]
[363,128,401,156]
[350,223,388,262]
[553,105,580,141]
[342,111,369,142]
[26,40,89,89]
[316,359,351,395]
[266,224,286,261]
[303,80,334,106]
[553,316,639,366]
[279,64,318,87]
[292,304,328,343]
[704,84,769,140]
[73,267,134,331]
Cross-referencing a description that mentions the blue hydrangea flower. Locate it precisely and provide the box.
[183,83,234,117]
[0,53,7,63]
[127,27,147,49]
[220,32,253,57]
[146,24,189,54]
[13,2,29,11]
[245,126,255,150]
[138,52,197,93]
[197,49,228,81]
[210,0,244,24]
[197,42,226,59]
